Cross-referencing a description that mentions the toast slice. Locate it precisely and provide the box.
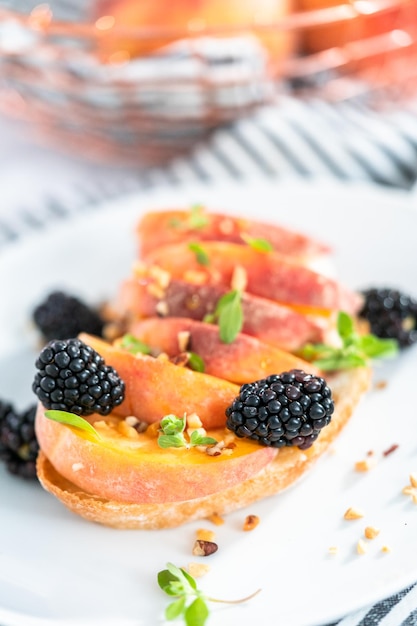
[36,367,371,530]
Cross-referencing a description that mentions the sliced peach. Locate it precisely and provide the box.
[79,333,239,429]
[35,405,277,504]
[118,276,325,352]
[127,317,321,383]
[143,241,361,313]
[138,208,331,259]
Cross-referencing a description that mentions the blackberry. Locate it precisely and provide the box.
[359,287,417,348]
[0,401,39,479]
[32,338,125,416]
[33,291,104,341]
[225,369,334,450]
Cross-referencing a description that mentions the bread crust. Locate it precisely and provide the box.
[36,367,371,529]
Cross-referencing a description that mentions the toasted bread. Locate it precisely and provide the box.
[36,366,371,530]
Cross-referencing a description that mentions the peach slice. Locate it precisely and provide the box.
[143,241,361,313]
[35,405,277,504]
[138,208,331,259]
[79,333,239,429]
[118,277,326,352]
[127,317,321,383]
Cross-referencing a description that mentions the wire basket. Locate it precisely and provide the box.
[0,0,416,166]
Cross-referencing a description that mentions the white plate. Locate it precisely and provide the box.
[0,179,417,626]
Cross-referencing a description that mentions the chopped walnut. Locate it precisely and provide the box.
[206,512,225,526]
[177,331,191,353]
[344,507,364,520]
[192,540,218,557]
[206,441,225,456]
[117,420,140,439]
[196,529,216,542]
[231,265,247,292]
[243,515,260,531]
[410,473,417,488]
[187,413,203,430]
[357,539,367,555]
[364,526,380,540]
[355,457,377,472]
[146,282,166,300]
[187,562,211,578]
[149,265,171,289]
[155,301,169,316]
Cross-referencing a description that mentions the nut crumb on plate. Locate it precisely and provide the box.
[243,514,260,531]
[192,540,218,557]
[364,526,380,540]
[357,539,367,555]
[344,507,364,520]
[187,562,211,578]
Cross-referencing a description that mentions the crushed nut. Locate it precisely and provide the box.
[125,416,148,433]
[243,515,260,531]
[117,420,140,439]
[184,270,207,285]
[231,265,247,292]
[374,380,388,390]
[328,546,338,555]
[402,485,416,496]
[177,331,191,353]
[146,282,165,300]
[364,526,380,540]
[187,562,211,578]
[192,540,218,557]
[412,493,417,505]
[381,545,391,553]
[149,265,171,289]
[196,529,216,542]
[187,413,203,430]
[218,218,234,235]
[170,353,190,368]
[206,441,225,456]
[155,301,169,316]
[103,321,124,342]
[344,507,364,520]
[357,539,367,555]
[410,473,417,488]
[355,457,377,472]
[206,512,225,526]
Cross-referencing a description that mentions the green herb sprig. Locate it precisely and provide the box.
[44,410,101,439]
[120,333,152,355]
[299,311,398,370]
[204,289,243,344]
[158,563,261,626]
[241,234,274,252]
[157,415,217,449]
[188,242,210,266]
[169,205,209,231]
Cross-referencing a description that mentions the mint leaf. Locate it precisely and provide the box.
[158,434,187,448]
[241,234,274,252]
[299,311,398,371]
[189,431,218,446]
[188,242,210,266]
[44,410,100,439]
[185,597,209,626]
[215,289,243,344]
[120,333,152,355]
[160,414,186,435]
[187,352,205,373]
[166,597,187,620]
[188,205,209,230]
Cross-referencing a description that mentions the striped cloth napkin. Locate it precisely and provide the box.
[0,97,417,626]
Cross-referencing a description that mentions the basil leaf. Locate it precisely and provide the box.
[44,410,100,439]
